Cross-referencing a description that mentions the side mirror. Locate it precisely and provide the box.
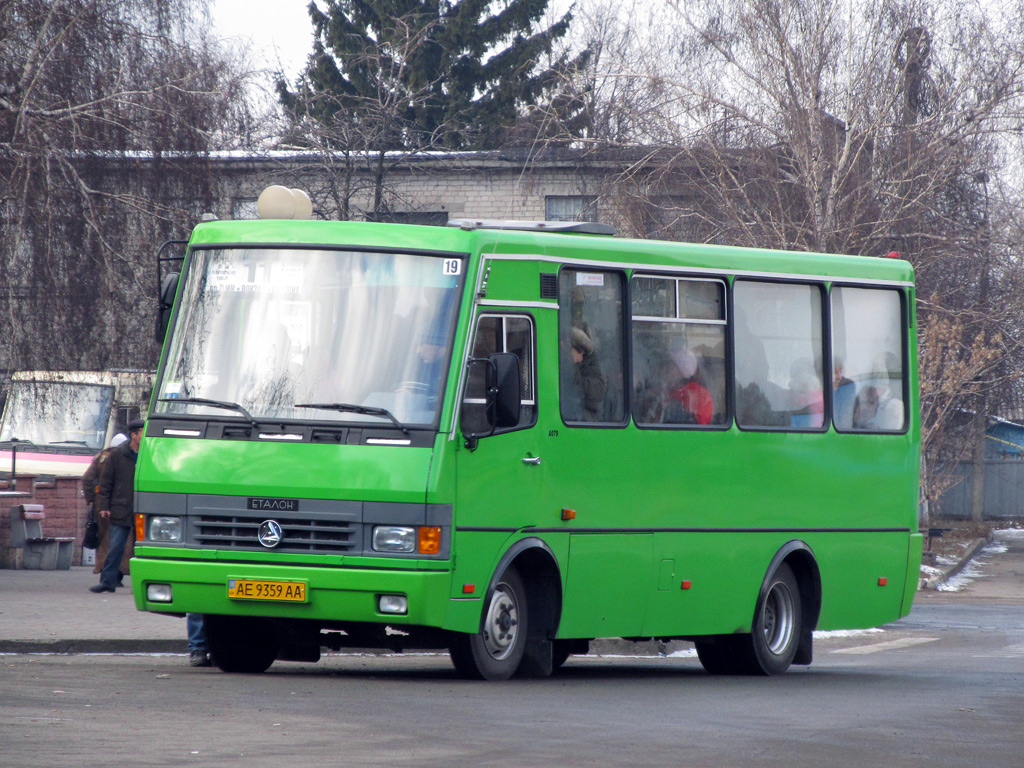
[155,272,179,342]
[461,353,521,445]
[489,353,521,428]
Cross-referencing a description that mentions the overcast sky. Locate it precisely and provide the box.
[212,0,315,81]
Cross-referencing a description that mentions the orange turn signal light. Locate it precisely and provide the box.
[561,508,576,521]
[135,513,146,541]
[418,526,441,555]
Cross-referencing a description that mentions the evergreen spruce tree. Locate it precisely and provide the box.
[279,0,578,150]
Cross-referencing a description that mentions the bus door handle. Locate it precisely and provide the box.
[522,456,541,466]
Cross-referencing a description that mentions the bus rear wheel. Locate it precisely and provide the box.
[449,566,527,680]
[740,562,802,675]
[696,562,802,676]
[205,615,281,674]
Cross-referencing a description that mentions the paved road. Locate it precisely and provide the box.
[2,530,1022,768]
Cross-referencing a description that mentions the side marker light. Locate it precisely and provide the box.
[463,584,475,594]
[681,580,692,590]
[561,508,576,521]
[878,577,888,586]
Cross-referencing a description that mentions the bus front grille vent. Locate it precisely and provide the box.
[193,514,357,553]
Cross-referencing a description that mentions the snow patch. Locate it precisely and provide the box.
[813,628,885,639]
[937,559,987,592]
[665,648,698,659]
[993,527,1024,539]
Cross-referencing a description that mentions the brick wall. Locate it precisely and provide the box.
[0,475,86,568]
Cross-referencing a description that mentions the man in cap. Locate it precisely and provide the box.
[89,419,145,593]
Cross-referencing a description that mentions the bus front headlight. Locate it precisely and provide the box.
[148,516,182,542]
[372,526,416,553]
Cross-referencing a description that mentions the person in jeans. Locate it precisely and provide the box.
[187,614,211,667]
[89,419,144,593]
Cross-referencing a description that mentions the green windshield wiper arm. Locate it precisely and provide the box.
[294,402,409,435]
[159,397,256,427]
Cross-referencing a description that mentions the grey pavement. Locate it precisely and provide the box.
[0,538,997,656]
[0,566,186,654]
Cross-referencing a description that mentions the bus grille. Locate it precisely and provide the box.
[193,514,357,554]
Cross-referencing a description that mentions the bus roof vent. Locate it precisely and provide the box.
[447,219,616,236]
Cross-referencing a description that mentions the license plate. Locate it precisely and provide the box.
[227,579,307,602]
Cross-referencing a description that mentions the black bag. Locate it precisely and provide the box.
[82,507,99,550]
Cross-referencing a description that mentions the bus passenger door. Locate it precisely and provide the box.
[550,266,651,639]
[453,314,554,591]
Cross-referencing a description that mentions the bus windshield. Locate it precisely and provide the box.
[153,247,462,427]
[0,381,115,450]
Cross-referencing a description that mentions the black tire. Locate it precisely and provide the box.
[746,562,802,675]
[695,636,742,675]
[697,563,802,676]
[449,566,528,680]
[205,615,281,674]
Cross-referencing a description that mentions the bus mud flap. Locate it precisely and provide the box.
[518,637,553,677]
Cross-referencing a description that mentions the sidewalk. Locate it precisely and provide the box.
[0,566,186,654]
[0,542,995,655]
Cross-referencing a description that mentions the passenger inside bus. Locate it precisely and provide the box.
[664,347,713,425]
[633,344,715,426]
[832,357,857,428]
[788,357,824,428]
[564,326,607,422]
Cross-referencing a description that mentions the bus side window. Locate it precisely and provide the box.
[831,287,905,432]
[462,314,536,434]
[631,275,727,427]
[558,269,626,425]
[735,281,825,430]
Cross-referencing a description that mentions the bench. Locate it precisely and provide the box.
[926,527,952,551]
[9,504,74,570]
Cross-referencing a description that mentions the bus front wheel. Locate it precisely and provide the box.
[449,566,528,680]
[205,615,281,674]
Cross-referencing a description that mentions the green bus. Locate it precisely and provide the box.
[131,198,922,679]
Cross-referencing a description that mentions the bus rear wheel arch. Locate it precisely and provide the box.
[696,548,820,676]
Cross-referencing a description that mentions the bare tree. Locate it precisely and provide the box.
[0,0,265,376]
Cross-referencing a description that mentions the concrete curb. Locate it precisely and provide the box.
[0,639,186,654]
[921,536,993,590]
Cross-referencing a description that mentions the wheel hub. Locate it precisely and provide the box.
[482,585,519,659]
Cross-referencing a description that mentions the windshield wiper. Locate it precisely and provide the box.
[159,397,256,426]
[294,402,409,435]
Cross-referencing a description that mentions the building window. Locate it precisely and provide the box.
[371,211,448,226]
[546,196,598,222]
